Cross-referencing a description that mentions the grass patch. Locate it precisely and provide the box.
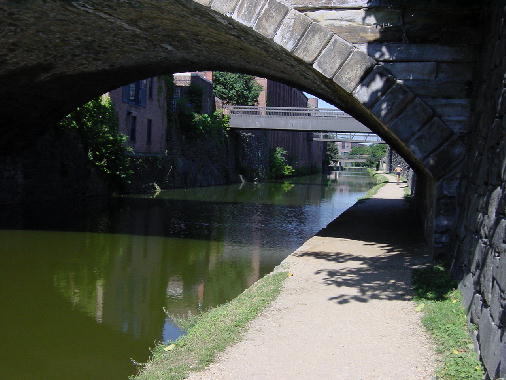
[133,271,289,380]
[412,266,485,380]
[360,170,389,200]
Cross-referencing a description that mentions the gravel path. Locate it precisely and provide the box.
[187,175,435,380]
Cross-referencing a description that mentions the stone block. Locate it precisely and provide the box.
[400,79,470,99]
[500,343,506,378]
[381,62,437,80]
[303,9,402,27]
[497,88,506,115]
[490,280,505,326]
[435,215,455,233]
[408,118,454,161]
[313,35,352,78]
[211,0,240,16]
[487,187,502,221]
[194,0,212,6]
[357,43,475,62]
[352,66,396,108]
[274,10,312,52]
[254,0,289,39]
[334,50,375,93]
[371,83,414,124]
[423,98,471,120]
[389,98,433,143]
[495,253,506,293]
[437,62,474,81]
[470,240,487,275]
[459,272,476,312]
[233,0,268,27]
[424,138,466,179]
[437,176,460,197]
[471,293,483,324]
[302,9,402,43]
[481,256,495,307]
[479,307,502,377]
[293,22,333,63]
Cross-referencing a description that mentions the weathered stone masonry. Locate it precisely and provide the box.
[451,3,506,378]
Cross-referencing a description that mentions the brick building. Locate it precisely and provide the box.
[109,77,168,155]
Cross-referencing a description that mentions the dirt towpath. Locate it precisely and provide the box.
[187,175,435,380]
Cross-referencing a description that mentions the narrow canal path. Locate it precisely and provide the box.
[188,174,435,380]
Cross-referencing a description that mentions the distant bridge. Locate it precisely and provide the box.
[312,132,384,144]
[227,106,372,133]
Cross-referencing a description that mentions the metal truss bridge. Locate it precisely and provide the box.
[312,132,384,144]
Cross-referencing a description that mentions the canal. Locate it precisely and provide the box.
[0,171,374,379]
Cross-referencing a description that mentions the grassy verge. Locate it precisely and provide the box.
[360,170,389,200]
[133,271,289,380]
[412,266,485,380]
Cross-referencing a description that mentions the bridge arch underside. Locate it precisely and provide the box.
[0,0,471,257]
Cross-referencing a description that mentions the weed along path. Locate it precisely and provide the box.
[185,174,435,380]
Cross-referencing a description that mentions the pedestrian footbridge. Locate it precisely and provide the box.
[227,106,373,133]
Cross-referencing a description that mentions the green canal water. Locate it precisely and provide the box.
[0,172,373,380]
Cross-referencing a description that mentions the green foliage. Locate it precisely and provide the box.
[270,147,295,179]
[59,96,132,186]
[191,111,230,136]
[367,144,387,167]
[213,72,263,106]
[412,266,485,380]
[350,145,370,156]
[325,142,340,165]
[134,272,288,380]
[349,144,388,168]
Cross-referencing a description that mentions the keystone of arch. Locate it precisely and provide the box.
[192,0,462,180]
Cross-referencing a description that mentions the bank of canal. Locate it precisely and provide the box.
[0,171,374,379]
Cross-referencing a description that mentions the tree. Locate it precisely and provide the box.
[325,142,340,165]
[350,145,370,156]
[213,72,263,106]
[59,96,132,186]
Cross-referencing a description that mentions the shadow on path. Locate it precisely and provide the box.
[295,189,431,305]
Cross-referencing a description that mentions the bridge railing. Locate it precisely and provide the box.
[226,106,353,119]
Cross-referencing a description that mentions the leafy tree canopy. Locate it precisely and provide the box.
[59,96,132,186]
[213,72,263,106]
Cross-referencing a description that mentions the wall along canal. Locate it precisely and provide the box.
[0,172,374,379]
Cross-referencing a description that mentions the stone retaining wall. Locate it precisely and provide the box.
[451,2,506,378]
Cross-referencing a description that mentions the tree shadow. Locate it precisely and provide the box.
[294,192,430,304]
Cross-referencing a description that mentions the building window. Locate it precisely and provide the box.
[123,81,146,107]
[130,115,137,143]
[146,119,152,145]
[148,78,154,100]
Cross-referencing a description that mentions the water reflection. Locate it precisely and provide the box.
[0,173,373,380]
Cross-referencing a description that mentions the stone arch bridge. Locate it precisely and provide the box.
[1,1,505,376]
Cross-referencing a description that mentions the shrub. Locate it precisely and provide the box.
[270,147,295,179]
